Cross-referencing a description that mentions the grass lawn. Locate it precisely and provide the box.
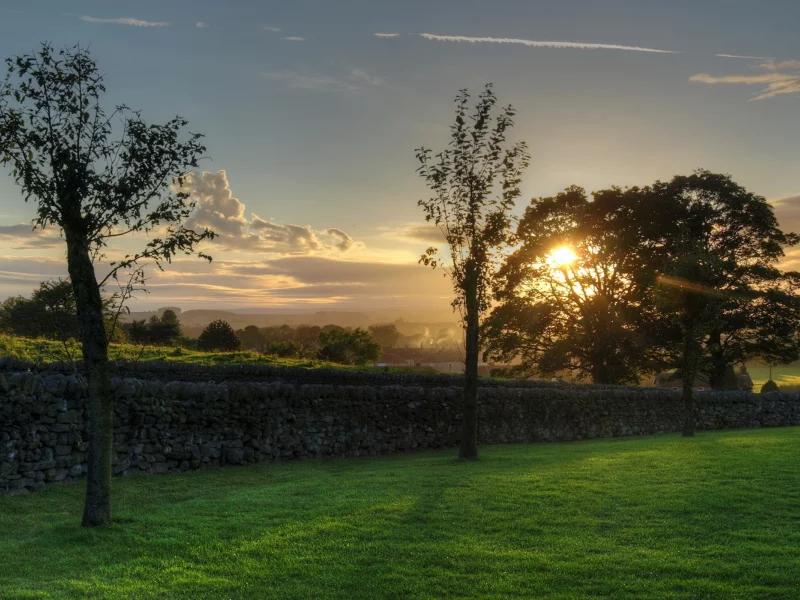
[1,429,798,599]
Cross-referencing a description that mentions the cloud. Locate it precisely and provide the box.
[380,224,446,245]
[418,33,680,54]
[0,224,63,249]
[80,16,170,27]
[760,60,800,71]
[179,170,359,255]
[262,67,383,92]
[771,195,800,233]
[264,26,281,32]
[690,59,800,99]
[716,54,775,60]
[374,33,400,38]
[196,22,209,28]
[282,36,305,41]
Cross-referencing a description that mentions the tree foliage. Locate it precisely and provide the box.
[127,309,182,346]
[0,43,213,526]
[197,320,242,352]
[368,324,402,349]
[317,327,381,365]
[416,84,529,459]
[483,186,664,384]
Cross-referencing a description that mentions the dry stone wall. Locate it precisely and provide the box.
[1,366,799,494]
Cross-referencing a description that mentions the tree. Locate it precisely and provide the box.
[0,44,213,526]
[483,186,666,384]
[317,327,381,365]
[126,310,182,345]
[236,325,266,349]
[368,324,402,349]
[651,172,800,401]
[0,278,125,346]
[0,278,79,340]
[198,320,242,352]
[416,84,529,459]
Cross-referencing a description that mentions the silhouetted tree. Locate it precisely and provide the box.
[236,325,266,349]
[127,310,182,345]
[198,320,241,352]
[317,327,381,365]
[368,324,402,348]
[416,84,529,459]
[484,186,664,384]
[0,44,213,526]
[652,172,800,391]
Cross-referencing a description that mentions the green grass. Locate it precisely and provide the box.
[0,334,407,372]
[1,429,798,599]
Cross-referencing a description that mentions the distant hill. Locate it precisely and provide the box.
[122,307,460,339]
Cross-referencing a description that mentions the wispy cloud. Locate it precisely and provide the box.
[264,25,281,32]
[282,36,305,42]
[761,60,800,71]
[80,15,170,27]
[196,22,209,29]
[374,33,400,38]
[716,53,775,60]
[691,59,800,100]
[262,67,384,92]
[418,33,680,54]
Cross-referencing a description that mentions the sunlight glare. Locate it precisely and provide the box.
[549,247,577,267]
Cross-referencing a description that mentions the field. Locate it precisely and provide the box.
[0,334,374,371]
[1,428,798,599]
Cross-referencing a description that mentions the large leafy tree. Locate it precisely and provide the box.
[416,84,529,459]
[484,186,670,384]
[652,171,800,394]
[0,44,213,526]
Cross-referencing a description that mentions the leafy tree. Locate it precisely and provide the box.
[416,84,529,459]
[198,320,242,352]
[0,44,213,526]
[484,186,665,384]
[368,324,402,349]
[126,309,182,345]
[236,325,266,349]
[295,325,322,355]
[317,327,381,365]
[651,172,800,399]
[0,278,125,345]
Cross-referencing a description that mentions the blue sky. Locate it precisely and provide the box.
[0,0,799,312]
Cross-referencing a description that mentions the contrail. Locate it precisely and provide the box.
[716,53,775,60]
[419,33,680,54]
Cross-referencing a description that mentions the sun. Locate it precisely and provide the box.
[549,247,577,267]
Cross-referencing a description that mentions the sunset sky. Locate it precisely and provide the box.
[1,0,799,314]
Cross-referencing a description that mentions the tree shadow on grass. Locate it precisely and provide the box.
[1,430,798,598]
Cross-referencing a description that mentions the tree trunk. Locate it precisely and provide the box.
[706,330,729,390]
[460,270,480,460]
[681,323,698,438]
[65,231,114,527]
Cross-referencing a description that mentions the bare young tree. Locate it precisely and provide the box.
[416,84,529,459]
[0,44,214,526]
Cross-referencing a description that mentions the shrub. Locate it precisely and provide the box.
[761,379,780,393]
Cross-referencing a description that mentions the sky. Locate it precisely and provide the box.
[0,0,799,314]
